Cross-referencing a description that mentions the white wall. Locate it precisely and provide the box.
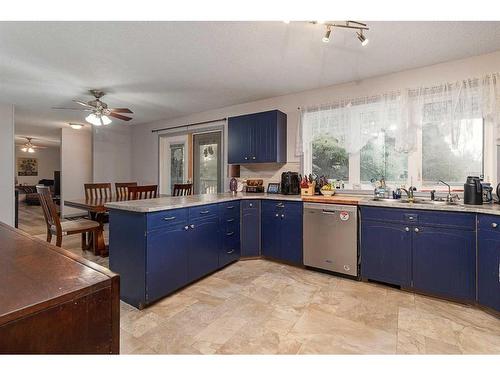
[0,103,15,226]
[15,146,60,186]
[93,124,132,183]
[61,127,92,217]
[131,50,500,187]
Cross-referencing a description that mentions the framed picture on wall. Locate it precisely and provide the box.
[18,157,38,176]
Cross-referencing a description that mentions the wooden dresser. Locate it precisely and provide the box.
[0,223,120,354]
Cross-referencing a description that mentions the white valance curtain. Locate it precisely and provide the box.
[297,73,500,157]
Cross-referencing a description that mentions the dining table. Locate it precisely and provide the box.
[64,196,131,256]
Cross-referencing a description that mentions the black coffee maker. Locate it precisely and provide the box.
[464,176,483,205]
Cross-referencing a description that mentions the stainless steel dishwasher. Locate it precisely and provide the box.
[303,203,358,277]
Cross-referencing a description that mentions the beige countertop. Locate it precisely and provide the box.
[105,191,500,216]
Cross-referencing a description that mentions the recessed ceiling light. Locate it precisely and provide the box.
[69,123,83,130]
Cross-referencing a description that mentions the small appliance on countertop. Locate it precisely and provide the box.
[245,179,265,193]
[463,176,483,205]
[482,182,493,203]
[281,171,300,195]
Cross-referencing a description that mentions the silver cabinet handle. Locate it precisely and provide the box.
[281,214,285,219]
[276,203,284,208]
[492,223,498,228]
[226,206,235,209]
[409,216,414,220]
[244,157,248,160]
[249,203,253,207]
[322,209,336,215]
[252,156,256,160]
[163,216,176,221]
[226,231,235,236]
[275,213,279,217]
[227,249,235,254]
[405,227,410,232]
[190,224,195,229]
[226,218,235,223]
[184,225,189,230]
[200,210,210,214]
[414,227,419,233]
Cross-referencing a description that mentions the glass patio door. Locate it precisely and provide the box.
[159,135,188,195]
[193,131,222,194]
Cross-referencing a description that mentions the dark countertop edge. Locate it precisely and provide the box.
[358,200,500,216]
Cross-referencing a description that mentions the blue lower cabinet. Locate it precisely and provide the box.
[361,220,412,287]
[412,226,475,301]
[188,217,220,282]
[241,200,260,257]
[261,200,303,265]
[146,224,189,302]
[477,215,500,312]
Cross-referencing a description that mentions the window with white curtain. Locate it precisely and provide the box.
[299,73,499,190]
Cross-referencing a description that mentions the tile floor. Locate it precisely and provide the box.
[19,203,500,354]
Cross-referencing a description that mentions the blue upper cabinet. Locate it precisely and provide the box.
[228,110,287,164]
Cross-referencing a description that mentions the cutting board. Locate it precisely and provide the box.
[301,195,364,205]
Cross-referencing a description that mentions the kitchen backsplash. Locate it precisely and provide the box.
[239,162,300,187]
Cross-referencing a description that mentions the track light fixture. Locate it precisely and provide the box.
[311,20,370,46]
[322,27,332,43]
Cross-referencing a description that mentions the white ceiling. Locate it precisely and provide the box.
[1,21,500,143]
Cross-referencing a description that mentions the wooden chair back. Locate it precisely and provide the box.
[115,182,138,198]
[173,183,193,196]
[127,185,158,200]
[37,186,61,233]
[84,183,112,200]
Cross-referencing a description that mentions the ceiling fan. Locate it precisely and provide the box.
[18,137,47,153]
[52,89,133,126]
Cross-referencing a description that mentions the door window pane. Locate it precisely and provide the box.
[422,118,483,185]
[169,144,185,193]
[361,130,408,183]
[193,132,222,194]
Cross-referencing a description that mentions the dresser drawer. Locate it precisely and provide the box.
[147,208,188,231]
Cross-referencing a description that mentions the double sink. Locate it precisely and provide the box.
[371,197,460,206]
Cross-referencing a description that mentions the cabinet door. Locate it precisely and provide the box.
[241,201,260,257]
[228,115,253,164]
[146,224,189,302]
[412,226,475,301]
[361,221,412,287]
[253,111,277,163]
[261,201,281,259]
[188,217,220,282]
[280,202,303,265]
[477,229,500,311]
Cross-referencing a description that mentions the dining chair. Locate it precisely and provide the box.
[173,183,193,196]
[127,185,158,200]
[115,182,138,199]
[84,183,112,199]
[37,186,100,251]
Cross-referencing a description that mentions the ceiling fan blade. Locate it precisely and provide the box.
[52,107,92,111]
[109,108,133,114]
[109,113,133,121]
[73,99,94,108]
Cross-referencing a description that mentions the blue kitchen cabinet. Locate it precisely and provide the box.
[146,224,189,302]
[241,200,261,257]
[261,200,303,265]
[477,214,500,312]
[228,110,287,164]
[361,220,412,287]
[188,216,221,282]
[219,201,241,267]
[412,226,475,301]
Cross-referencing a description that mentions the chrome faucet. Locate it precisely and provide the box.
[438,180,460,203]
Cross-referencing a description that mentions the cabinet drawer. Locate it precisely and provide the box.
[147,208,188,231]
[189,204,218,220]
[361,206,475,229]
[219,201,241,219]
[478,214,500,232]
[241,200,259,210]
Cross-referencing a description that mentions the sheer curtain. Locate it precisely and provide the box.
[297,73,500,159]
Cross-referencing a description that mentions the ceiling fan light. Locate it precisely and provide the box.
[28,147,35,153]
[69,123,83,130]
[101,115,112,125]
[21,147,27,152]
[85,113,101,126]
[357,31,369,46]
